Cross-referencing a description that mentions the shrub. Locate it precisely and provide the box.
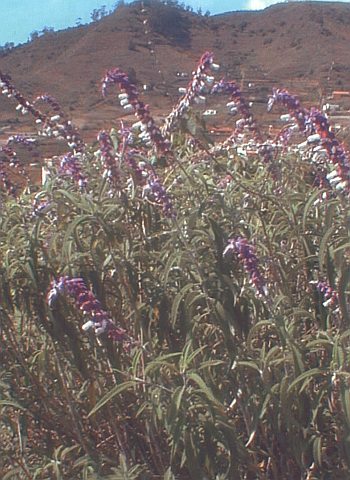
[0,52,350,479]
[149,2,191,47]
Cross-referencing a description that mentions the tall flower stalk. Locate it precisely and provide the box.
[48,276,131,343]
[97,130,121,186]
[315,279,339,311]
[211,79,262,145]
[309,108,350,194]
[269,88,350,195]
[268,88,310,133]
[223,236,267,297]
[143,170,176,218]
[101,68,170,154]
[162,51,219,136]
[58,152,87,188]
[0,71,84,152]
[0,134,37,194]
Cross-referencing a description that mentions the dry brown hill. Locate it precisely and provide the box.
[1,0,350,142]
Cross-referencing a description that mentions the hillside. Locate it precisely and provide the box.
[1,0,350,142]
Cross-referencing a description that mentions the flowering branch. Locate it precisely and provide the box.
[97,130,121,186]
[162,51,219,136]
[58,152,87,188]
[223,236,267,297]
[101,68,170,154]
[47,276,132,343]
[309,108,350,194]
[269,88,350,195]
[0,134,38,195]
[143,171,176,218]
[268,88,311,133]
[34,93,64,118]
[211,79,262,145]
[314,279,339,311]
[0,71,85,152]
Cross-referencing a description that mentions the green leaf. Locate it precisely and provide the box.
[333,241,350,255]
[302,189,324,231]
[340,384,350,429]
[144,352,181,376]
[187,372,223,408]
[3,467,23,479]
[287,368,326,394]
[198,359,225,371]
[312,436,322,468]
[168,385,186,428]
[233,360,261,374]
[0,399,26,411]
[180,344,205,373]
[170,283,197,326]
[88,381,136,417]
[318,226,335,273]
[163,467,176,480]
[338,263,350,324]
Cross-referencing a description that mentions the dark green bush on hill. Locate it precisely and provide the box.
[148,2,191,48]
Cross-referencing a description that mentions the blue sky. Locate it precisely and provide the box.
[1,0,350,46]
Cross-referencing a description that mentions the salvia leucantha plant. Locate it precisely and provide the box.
[1,50,350,479]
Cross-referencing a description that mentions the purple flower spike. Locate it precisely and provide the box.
[47,276,132,343]
[268,88,310,133]
[270,88,350,195]
[210,79,262,146]
[34,93,63,117]
[124,150,144,183]
[0,146,19,195]
[309,109,350,194]
[7,134,36,149]
[143,173,176,218]
[101,68,170,154]
[315,280,339,310]
[223,237,267,297]
[162,52,218,136]
[98,131,121,186]
[58,152,87,188]
[0,71,84,153]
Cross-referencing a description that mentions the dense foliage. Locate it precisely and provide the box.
[1,52,350,479]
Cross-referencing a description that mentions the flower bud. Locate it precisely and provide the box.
[82,320,94,331]
[307,133,321,144]
[123,104,134,113]
[194,95,206,104]
[120,98,129,107]
[280,114,292,121]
